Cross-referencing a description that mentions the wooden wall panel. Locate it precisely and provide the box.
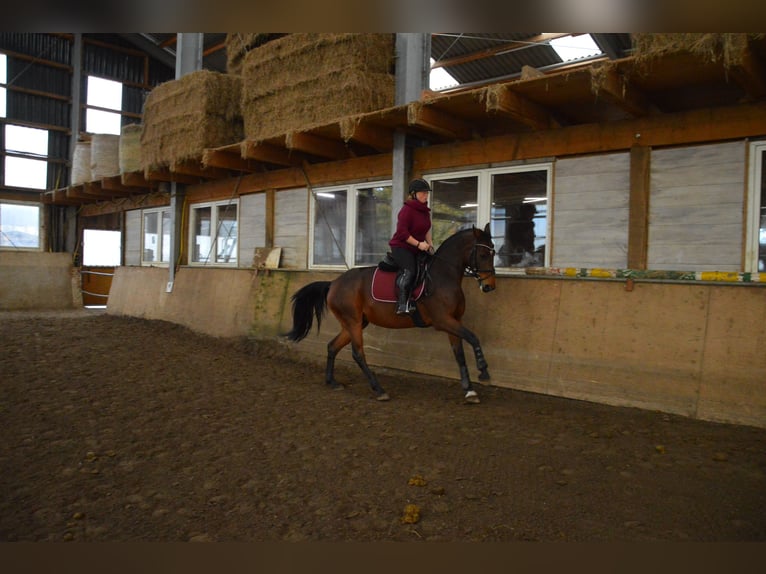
[274,188,309,269]
[238,192,267,268]
[648,141,745,271]
[124,209,141,266]
[552,152,630,268]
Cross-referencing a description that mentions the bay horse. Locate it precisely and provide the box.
[284,223,497,404]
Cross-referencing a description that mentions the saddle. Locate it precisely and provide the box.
[371,252,429,303]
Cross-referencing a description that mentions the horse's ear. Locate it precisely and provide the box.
[483,222,491,238]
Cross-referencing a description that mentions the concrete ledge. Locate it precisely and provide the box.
[0,251,78,310]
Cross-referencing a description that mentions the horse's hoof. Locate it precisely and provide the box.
[327,382,344,391]
[478,369,490,381]
[464,390,480,404]
[376,393,391,402]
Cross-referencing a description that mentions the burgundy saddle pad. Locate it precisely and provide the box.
[370,269,426,303]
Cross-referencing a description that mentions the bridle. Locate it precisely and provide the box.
[465,242,496,290]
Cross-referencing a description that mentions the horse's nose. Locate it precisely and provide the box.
[481,283,495,293]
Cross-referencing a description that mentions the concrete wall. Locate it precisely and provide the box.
[0,251,80,310]
[106,266,766,428]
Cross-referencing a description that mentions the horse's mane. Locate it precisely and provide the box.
[436,225,491,254]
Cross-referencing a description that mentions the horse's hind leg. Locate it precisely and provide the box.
[448,333,479,404]
[325,331,350,390]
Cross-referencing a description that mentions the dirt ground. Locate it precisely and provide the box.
[1,310,765,542]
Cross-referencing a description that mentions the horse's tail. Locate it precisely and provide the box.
[283,281,331,342]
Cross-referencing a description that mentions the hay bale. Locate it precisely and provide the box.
[90,134,120,179]
[140,70,243,172]
[119,123,142,174]
[631,33,761,68]
[243,70,394,142]
[241,34,395,141]
[225,33,286,75]
[242,33,393,98]
[71,141,91,185]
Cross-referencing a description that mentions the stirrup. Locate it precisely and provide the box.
[396,302,411,315]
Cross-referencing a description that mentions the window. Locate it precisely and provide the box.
[747,141,766,273]
[142,207,172,265]
[429,165,551,270]
[189,200,238,265]
[490,169,549,268]
[309,168,550,271]
[1,52,6,118]
[82,229,121,266]
[310,181,392,268]
[86,76,122,135]
[3,124,48,189]
[0,201,40,249]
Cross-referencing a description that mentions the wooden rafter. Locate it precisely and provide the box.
[241,140,300,167]
[286,131,352,160]
[726,43,766,100]
[407,103,475,140]
[484,85,561,130]
[592,68,656,118]
[170,159,231,180]
[340,118,394,152]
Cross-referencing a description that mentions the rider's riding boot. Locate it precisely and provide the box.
[395,269,414,315]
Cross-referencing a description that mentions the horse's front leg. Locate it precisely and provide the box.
[457,325,490,381]
[448,333,480,404]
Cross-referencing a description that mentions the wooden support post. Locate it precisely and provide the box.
[628,145,651,269]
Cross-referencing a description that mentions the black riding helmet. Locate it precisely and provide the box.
[408,178,431,197]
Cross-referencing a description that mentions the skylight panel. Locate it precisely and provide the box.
[549,34,602,62]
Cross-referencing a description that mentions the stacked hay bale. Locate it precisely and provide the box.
[225,33,286,75]
[71,141,91,185]
[90,134,120,179]
[631,33,761,68]
[241,33,395,142]
[140,70,243,174]
[119,124,142,174]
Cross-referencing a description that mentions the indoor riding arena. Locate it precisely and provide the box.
[1,33,766,542]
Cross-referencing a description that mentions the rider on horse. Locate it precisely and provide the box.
[388,178,434,315]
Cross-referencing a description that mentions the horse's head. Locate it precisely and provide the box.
[467,223,496,293]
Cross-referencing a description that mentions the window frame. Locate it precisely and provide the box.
[3,123,49,190]
[428,163,553,273]
[188,199,240,267]
[746,140,766,273]
[308,179,393,270]
[140,206,172,267]
[85,75,123,135]
[0,200,42,251]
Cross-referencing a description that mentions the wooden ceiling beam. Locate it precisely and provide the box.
[100,176,140,195]
[241,140,299,167]
[286,131,352,160]
[144,169,201,185]
[592,68,655,118]
[340,118,394,152]
[41,189,82,205]
[484,85,561,130]
[203,149,260,172]
[121,172,156,190]
[726,44,766,100]
[84,181,134,199]
[407,103,475,140]
[170,159,231,180]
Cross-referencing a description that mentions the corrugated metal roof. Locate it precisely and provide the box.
[432,33,633,89]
